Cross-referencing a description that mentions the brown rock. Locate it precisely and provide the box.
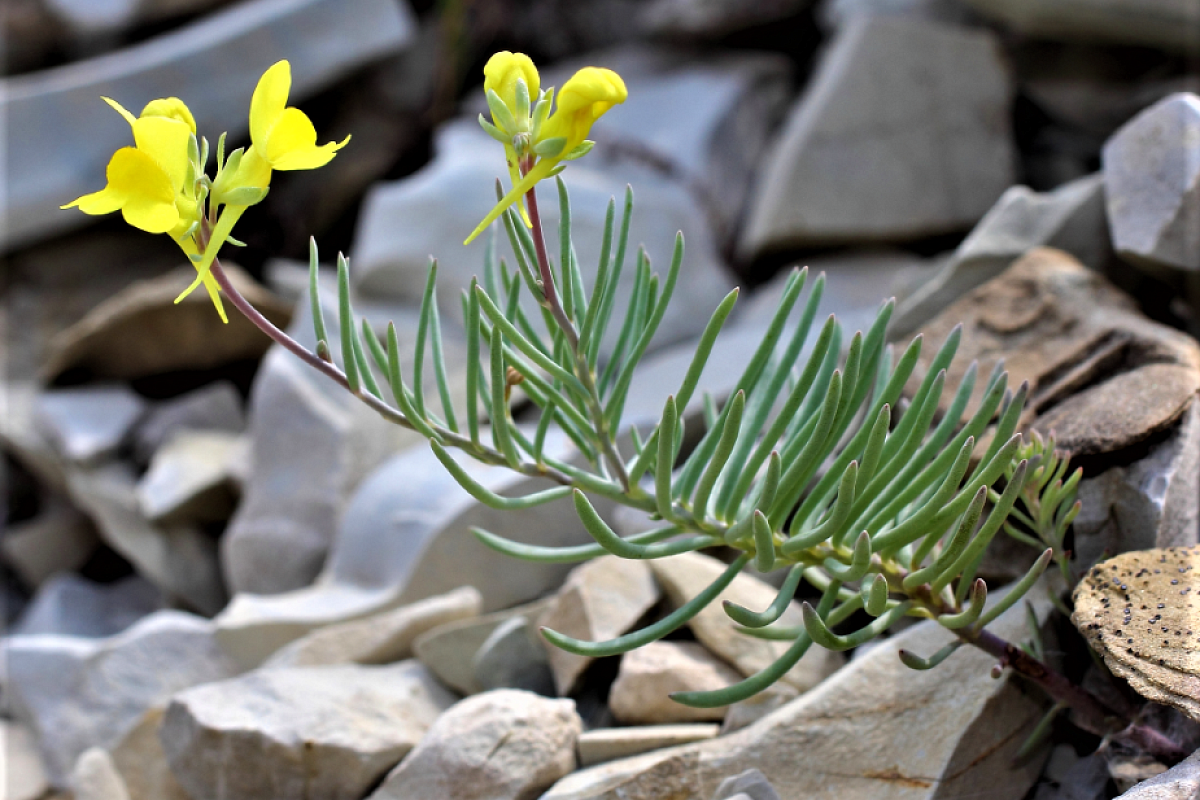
[904,247,1200,458]
[608,642,741,724]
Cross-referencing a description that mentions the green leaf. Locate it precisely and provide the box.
[724,565,803,628]
[337,253,360,394]
[430,442,568,510]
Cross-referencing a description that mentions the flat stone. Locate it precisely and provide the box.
[542,581,1053,800]
[109,707,189,800]
[650,552,845,691]
[3,610,238,784]
[1072,546,1200,722]
[1074,400,1200,569]
[136,430,240,524]
[819,0,979,29]
[739,15,1014,256]
[351,119,733,357]
[1103,93,1200,273]
[70,748,131,800]
[42,265,291,384]
[11,573,161,638]
[904,248,1200,459]
[216,429,596,667]
[132,382,244,465]
[367,689,581,800]
[2,720,50,800]
[1114,748,1200,798]
[45,0,227,37]
[712,768,782,800]
[472,616,555,696]
[35,385,146,464]
[538,556,661,695]
[263,585,481,668]
[3,0,415,249]
[160,661,455,800]
[609,641,742,724]
[1,497,98,589]
[577,724,720,767]
[955,0,1200,55]
[638,0,811,38]
[412,598,554,695]
[719,684,799,734]
[894,173,1111,337]
[65,462,225,615]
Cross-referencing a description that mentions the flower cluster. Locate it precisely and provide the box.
[63,61,348,321]
[464,51,627,245]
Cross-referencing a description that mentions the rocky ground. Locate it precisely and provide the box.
[2,0,1200,798]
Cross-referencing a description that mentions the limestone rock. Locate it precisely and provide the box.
[1072,546,1200,721]
[70,748,131,800]
[577,724,720,768]
[472,616,555,696]
[2,720,50,800]
[367,689,581,800]
[34,385,146,464]
[638,0,811,38]
[904,248,1200,459]
[1103,93,1200,273]
[11,574,161,638]
[712,768,782,800]
[262,585,481,668]
[739,15,1014,256]
[3,610,238,784]
[2,497,98,589]
[1115,748,1200,798]
[132,381,244,465]
[650,552,844,691]
[3,0,415,249]
[609,641,742,724]
[43,266,290,383]
[44,0,233,37]
[818,0,978,29]
[160,661,455,800]
[137,430,240,524]
[110,708,189,800]
[539,556,661,695]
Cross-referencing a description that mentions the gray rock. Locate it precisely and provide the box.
[539,556,661,696]
[577,724,720,768]
[2,497,98,589]
[1074,400,1200,568]
[109,708,190,800]
[1,720,50,800]
[367,689,581,800]
[1114,748,1200,798]
[895,173,1111,337]
[712,768,781,800]
[215,429,594,667]
[351,119,733,357]
[70,748,131,800]
[45,0,228,37]
[412,598,554,695]
[472,616,555,696]
[160,661,455,800]
[955,0,1200,55]
[136,430,240,524]
[609,641,742,724]
[263,585,481,669]
[11,573,161,638]
[718,684,799,734]
[3,0,415,250]
[133,381,244,465]
[35,385,146,464]
[818,0,978,29]
[542,581,1053,800]
[638,0,812,38]
[1031,751,1109,800]
[3,610,238,784]
[739,15,1014,256]
[1103,93,1200,273]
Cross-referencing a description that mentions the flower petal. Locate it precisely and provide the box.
[250,61,291,149]
[483,51,539,121]
[102,96,138,127]
[120,191,179,233]
[62,186,124,214]
[140,97,197,133]
[541,67,627,152]
[103,146,177,232]
[264,106,318,164]
[133,115,192,192]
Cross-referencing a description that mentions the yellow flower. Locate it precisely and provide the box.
[465,63,626,245]
[484,51,539,122]
[481,51,540,227]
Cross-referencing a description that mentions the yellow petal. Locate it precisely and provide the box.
[264,106,317,164]
[121,191,179,233]
[133,115,192,192]
[102,96,138,127]
[483,51,540,118]
[175,237,228,323]
[251,61,291,149]
[175,204,248,303]
[140,97,197,134]
[503,144,531,227]
[541,67,627,152]
[464,158,554,245]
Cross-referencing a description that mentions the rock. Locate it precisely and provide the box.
[472,616,556,696]
[216,430,596,667]
[136,430,240,524]
[351,119,734,357]
[894,173,1111,337]
[712,768,782,800]
[1072,546,1200,721]
[1,497,99,589]
[649,552,845,691]
[1115,748,1200,798]
[160,661,455,800]
[3,0,416,250]
[638,0,811,38]
[132,382,244,465]
[1031,751,1109,800]
[70,748,131,800]
[11,573,161,638]
[1111,756,1171,794]
[904,248,1200,459]
[609,641,742,724]
[1,720,50,800]
[413,598,554,695]
[65,461,225,615]
[577,724,720,768]
[44,0,231,37]
[542,581,1053,800]
[1074,400,1200,568]
[109,708,189,800]
[43,265,290,384]
[1102,93,1200,274]
[818,0,978,29]
[738,15,1014,257]
[539,556,661,695]
[34,385,146,464]
[954,0,1200,55]
[718,684,799,733]
[262,585,481,668]
[367,689,581,800]
[3,610,238,784]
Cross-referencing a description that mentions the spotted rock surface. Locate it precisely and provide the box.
[1072,546,1200,720]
